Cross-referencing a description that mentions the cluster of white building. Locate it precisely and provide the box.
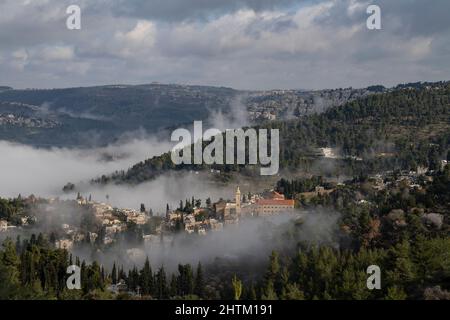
[165,187,295,236]
[53,198,151,249]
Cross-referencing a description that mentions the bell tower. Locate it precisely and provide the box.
[235,186,241,216]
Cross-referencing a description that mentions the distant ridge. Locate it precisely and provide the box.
[91,81,450,185]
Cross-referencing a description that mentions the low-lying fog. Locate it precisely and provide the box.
[0,135,244,213]
[76,211,342,273]
[0,98,251,212]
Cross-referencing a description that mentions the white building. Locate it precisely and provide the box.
[0,220,7,232]
[55,239,74,250]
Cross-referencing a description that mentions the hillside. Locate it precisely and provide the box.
[92,81,450,185]
[0,83,375,147]
[0,84,239,147]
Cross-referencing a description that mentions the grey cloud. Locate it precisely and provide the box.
[244,13,298,38]
[107,0,308,22]
[0,0,449,90]
[316,0,450,39]
[380,0,450,37]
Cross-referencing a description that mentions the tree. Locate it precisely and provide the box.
[111,262,117,285]
[231,275,242,300]
[15,235,21,254]
[385,286,407,300]
[140,257,153,295]
[1,239,20,284]
[282,283,305,300]
[85,261,103,293]
[169,274,178,298]
[249,282,257,300]
[0,261,19,299]
[266,251,280,281]
[177,264,194,296]
[194,262,205,298]
[386,240,416,289]
[261,280,277,300]
[155,266,168,299]
[0,239,20,299]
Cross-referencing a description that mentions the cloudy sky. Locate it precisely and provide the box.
[0,0,449,90]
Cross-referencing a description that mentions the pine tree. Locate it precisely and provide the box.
[249,282,257,300]
[261,280,277,300]
[169,274,178,298]
[1,239,20,284]
[88,261,103,292]
[177,264,194,296]
[194,262,205,298]
[140,257,153,295]
[231,274,242,300]
[155,266,168,299]
[385,286,407,300]
[266,251,280,280]
[386,240,416,288]
[282,283,304,300]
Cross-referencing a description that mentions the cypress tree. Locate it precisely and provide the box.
[156,266,168,299]
[140,257,153,295]
[194,262,205,298]
[111,262,117,284]
[169,274,177,298]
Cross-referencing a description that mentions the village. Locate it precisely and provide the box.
[0,186,296,252]
[1,158,448,252]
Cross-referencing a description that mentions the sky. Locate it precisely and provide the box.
[0,0,449,90]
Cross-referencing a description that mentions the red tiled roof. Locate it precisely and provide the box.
[262,190,286,200]
[256,199,295,206]
[271,191,285,199]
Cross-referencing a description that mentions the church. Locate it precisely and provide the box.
[214,187,295,222]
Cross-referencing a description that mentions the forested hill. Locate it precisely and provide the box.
[0,83,374,147]
[92,82,450,185]
[277,82,450,166]
[0,84,238,147]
